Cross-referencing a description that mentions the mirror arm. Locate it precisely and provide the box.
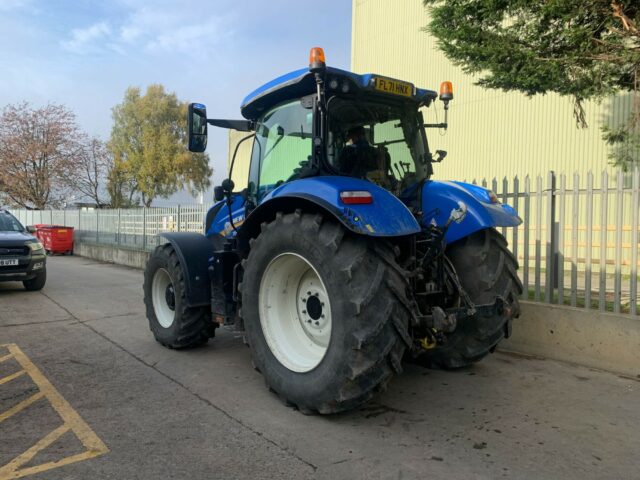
[424,99,450,129]
[207,119,255,131]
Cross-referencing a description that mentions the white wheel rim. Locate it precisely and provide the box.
[152,268,175,328]
[259,252,332,373]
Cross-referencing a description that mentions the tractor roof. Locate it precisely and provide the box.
[240,66,437,120]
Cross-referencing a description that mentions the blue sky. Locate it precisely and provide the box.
[0,0,352,203]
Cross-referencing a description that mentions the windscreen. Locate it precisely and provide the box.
[248,99,313,201]
[0,212,24,232]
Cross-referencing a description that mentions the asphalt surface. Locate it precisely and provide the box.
[0,256,638,480]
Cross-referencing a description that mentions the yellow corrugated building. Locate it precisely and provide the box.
[351,0,629,182]
[228,129,253,189]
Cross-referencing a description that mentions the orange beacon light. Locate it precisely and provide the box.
[309,47,326,72]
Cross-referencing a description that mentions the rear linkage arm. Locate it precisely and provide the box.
[409,202,515,348]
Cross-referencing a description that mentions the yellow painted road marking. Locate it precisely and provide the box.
[0,425,69,478]
[0,392,44,423]
[0,344,109,479]
[0,371,26,386]
[0,353,14,363]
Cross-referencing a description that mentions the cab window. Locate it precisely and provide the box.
[248,100,312,201]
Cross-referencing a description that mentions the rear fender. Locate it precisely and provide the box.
[421,180,521,244]
[241,176,421,240]
[160,232,215,307]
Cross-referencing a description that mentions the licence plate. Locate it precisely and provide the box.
[373,77,414,97]
[0,259,18,266]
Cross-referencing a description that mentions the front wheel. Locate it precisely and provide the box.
[419,228,523,369]
[23,270,46,291]
[143,244,214,348]
[240,212,412,414]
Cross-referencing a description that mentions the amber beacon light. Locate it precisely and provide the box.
[309,47,326,72]
[439,81,453,102]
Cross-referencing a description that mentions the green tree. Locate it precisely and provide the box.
[108,84,212,207]
[423,0,640,168]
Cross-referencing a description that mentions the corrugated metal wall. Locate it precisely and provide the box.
[351,0,629,181]
[228,129,252,189]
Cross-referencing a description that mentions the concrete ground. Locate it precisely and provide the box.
[0,256,638,480]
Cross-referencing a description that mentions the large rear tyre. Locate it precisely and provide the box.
[420,228,522,369]
[143,244,214,349]
[240,212,412,414]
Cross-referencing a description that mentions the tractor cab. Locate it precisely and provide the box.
[189,48,453,211]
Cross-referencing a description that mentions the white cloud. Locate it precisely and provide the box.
[0,0,31,11]
[117,5,231,57]
[120,24,142,43]
[144,17,225,55]
[61,21,111,54]
[60,5,230,58]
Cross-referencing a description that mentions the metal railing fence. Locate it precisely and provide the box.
[14,204,211,252]
[10,168,640,317]
[469,169,640,316]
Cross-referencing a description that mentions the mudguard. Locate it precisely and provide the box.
[245,176,421,237]
[421,180,521,244]
[160,232,214,307]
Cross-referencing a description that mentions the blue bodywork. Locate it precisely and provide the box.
[207,194,246,238]
[420,180,521,244]
[258,177,420,236]
[206,177,521,244]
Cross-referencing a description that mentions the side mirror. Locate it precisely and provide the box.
[434,150,448,163]
[26,225,36,234]
[188,103,208,152]
[214,186,225,202]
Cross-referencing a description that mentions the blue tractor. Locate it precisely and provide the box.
[143,48,523,414]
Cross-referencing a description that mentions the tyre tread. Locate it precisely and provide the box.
[143,244,213,349]
[240,212,411,414]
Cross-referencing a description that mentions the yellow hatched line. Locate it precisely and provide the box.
[0,344,109,479]
[0,353,15,363]
[0,425,69,479]
[0,392,44,423]
[0,370,26,386]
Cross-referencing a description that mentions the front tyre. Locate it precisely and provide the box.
[240,212,412,414]
[23,270,46,291]
[143,244,214,348]
[420,228,523,368]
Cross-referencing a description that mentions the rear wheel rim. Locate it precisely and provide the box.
[259,252,332,373]
[152,268,175,328]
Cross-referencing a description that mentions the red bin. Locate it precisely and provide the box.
[34,225,74,255]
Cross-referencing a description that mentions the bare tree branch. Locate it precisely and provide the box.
[0,102,82,209]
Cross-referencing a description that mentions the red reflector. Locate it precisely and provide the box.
[340,191,373,205]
